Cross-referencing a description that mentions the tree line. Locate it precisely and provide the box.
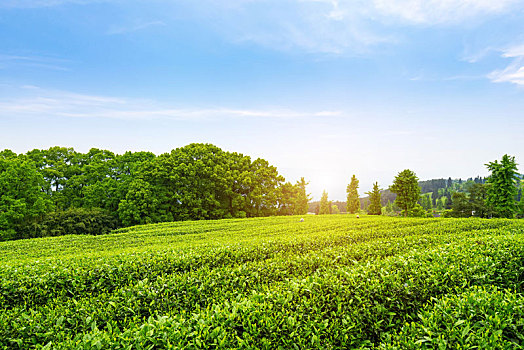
[445,155,523,218]
[0,144,310,241]
[314,155,523,218]
[1,146,521,241]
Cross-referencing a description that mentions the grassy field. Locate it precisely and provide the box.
[1,215,524,349]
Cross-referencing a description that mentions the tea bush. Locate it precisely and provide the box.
[0,215,523,348]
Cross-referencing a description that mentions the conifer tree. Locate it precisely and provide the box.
[485,155,519,218]
[346,175,360,214]
[319,190,330,215]
[366,182,382,215]
[390,169,421,217]
[294,177,311,215]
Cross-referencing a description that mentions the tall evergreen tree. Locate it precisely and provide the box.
[319,190,330,215]
[390,169,421,217]
[294,177,311,215]
[485,154,519,218]
[346,175,360,214]
[366,182,382,215]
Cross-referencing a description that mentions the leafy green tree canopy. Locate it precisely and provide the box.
[0,156,53,240]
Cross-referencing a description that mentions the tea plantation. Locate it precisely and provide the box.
[1,215,524,349]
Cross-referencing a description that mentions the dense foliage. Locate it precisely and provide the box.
[0,154,53,241]
[0,144,310,240]
[1,215,523,348]
[389,169,421,216]
[446,183,490,218]
[17,208,118,239]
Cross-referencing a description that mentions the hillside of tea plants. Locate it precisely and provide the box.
[1,215,524,349]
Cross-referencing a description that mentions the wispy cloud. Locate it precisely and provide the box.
[0,86,341,120]
[461,47,497,63]
[2,0,522,55]
[0,54,71,71]
[489,61,524,85]
[488,44,524,86]
[372,0,519,25]
[187,0,523,55]
[0,0,99,8]
[202,0,398,55]
[107,20,166,35]
[501,44,524,58]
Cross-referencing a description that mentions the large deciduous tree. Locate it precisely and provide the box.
[117,143,285,223]
[246,158,284,217]
[366,182,382,215]
[450,192,470,218]
[26,146,77,208]
[389,169,421,217]
[469,183,490,218]
[0,155,53,240]
[277,182,297,216]
[485,154,519,218]
[346,175,360,214]
[277,177,311,215]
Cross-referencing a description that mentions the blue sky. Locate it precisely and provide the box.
[1,0,523,200]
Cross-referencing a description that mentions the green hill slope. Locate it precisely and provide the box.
[1,216,524,348]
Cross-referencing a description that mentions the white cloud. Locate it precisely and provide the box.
[0,87,341,120]
[372,0,519,24]
[489,44,524,86]
[489,60,524,85]
[502,44,524,58]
